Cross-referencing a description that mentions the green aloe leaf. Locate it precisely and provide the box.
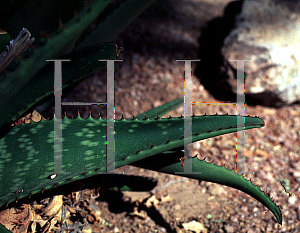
[0,42,116,131]
[0,112,282,225]
[0,0,112,116]
[131,147,282,224]
[0,114,264,208]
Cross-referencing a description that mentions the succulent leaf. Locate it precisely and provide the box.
[0,114,264,208]
[131,147,282,224]
[0,0,112,114]
[0,42,116,131]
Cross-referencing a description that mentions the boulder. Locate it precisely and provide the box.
[195,0,300,107]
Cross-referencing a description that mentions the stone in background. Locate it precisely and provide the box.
[196,0,300,107]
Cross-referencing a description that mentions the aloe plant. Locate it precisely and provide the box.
[0,0,282,232]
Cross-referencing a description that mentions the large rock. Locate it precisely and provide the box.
[195,0,300,107]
